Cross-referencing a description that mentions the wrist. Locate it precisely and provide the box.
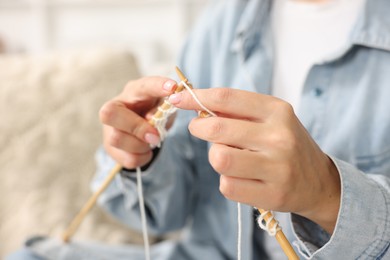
[300,154,341,234]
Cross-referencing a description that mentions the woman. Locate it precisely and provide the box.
[9,0,390,259]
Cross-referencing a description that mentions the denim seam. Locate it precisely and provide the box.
[357,179,389,259]
[376,242,390,259]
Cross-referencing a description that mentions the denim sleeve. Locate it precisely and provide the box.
[91,110,200,236]
[292,157,390,259]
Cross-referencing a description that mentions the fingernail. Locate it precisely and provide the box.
[144,133,161,146]
[163,80,176,92]
[168,93,182,105]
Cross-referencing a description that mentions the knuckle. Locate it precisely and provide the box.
[209,145,231,173]
[206,118,224,140]
[99,101,117,124]
[219,176,235,200]
[268,128,297,153]
[266,131,284,149]
[122,155,137,169]
[109,129,123,148]
[274,99,295,116]
[103,143,116,160]
[124,80,137,92]
[213,88,234,104]
[131,121,147,139]
[123,153,152,169]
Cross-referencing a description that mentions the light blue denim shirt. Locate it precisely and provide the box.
[90,0,390,259]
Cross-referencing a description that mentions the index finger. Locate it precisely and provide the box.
[168,88,279,120]
[118,76,178,104]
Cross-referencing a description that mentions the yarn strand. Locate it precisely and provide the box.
[178,80,243,260]
[237,203,242,260]
[180,81,217,117]
[136,166,151,260]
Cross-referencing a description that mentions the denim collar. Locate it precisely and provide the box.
[231,0,271,59]
[231,0,390,59]
[351,0,390,51]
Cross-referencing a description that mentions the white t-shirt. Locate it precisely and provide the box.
[267,0,365,258]
[271,0,366,111]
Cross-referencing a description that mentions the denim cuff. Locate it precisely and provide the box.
[120,147,161,179]
[291,214,331,256]
[292,157,390,259]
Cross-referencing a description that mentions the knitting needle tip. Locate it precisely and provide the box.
[175,66,188,83]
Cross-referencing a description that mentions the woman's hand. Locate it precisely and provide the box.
[169,87,341,233]
[99,77,176,169]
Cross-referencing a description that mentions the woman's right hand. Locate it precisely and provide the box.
[99,77,177,169]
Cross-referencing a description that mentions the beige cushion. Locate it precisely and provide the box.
[0,49,143,257]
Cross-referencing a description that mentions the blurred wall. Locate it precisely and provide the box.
[0,0,209,74]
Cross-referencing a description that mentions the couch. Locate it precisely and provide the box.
[0,49,146,257]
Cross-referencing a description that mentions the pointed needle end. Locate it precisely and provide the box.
[175,66,188,82]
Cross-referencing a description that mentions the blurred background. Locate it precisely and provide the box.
[0,0,208,257]
[0,0,208,74]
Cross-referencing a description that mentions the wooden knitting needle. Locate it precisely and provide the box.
[62,69,189,243]
[174,67,208,118]
[150,69,189,122]
[258,209,299,260]
[175,67,299,260]
[62,163,122,242]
